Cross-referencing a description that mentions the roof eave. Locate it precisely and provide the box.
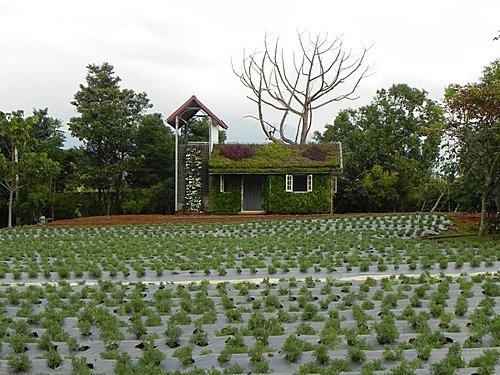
[166,95,228,129]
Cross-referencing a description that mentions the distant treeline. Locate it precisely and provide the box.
[1,61,498,234]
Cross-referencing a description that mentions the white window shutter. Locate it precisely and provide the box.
[285,175,293,192]
[220,175,225,192]
[307,175,313,192]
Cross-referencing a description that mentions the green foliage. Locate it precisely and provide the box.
[313,344,330,365]
[454,296,468,317]
[7,353,31,372]
[173,344,195,366]
[181,117,226,143]
[282,334,304,362]
[263,174,332,214]
[209,175,241,213]
[348,345,366,363]
[124,113,175,214]
[444,60,499,234]
[468,349,499,375]
[46,349,63,369]
[373,315,400,345]
[68,62,152,215]
[0,110,60,226]
[211,173,333,213]
[71,356,93,374]
[314,83,444,212]
[210,143,340,174]
[389,360,421,375]
[217,348,231,363]
[190,325,209,346]
[361,359,385,375]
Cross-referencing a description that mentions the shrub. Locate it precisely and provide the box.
[225,333,247,354]
[389,360,422,374]
[165,324,183,348]
[302,303,319,321]
[220,144,255,161]
[373,316,400,345]
[138,347,165,367]
[468,349,499,373]
[329,358,352,373]
[8,334,27,354]
[173,344,195,366]
[253,359,271,374]
[217,348,231,363]
[348,346,366,363]
[71,356,92,374]
[295,322,316,335]
[223,363,246,374]
[313,344,330,365]
[302,145,327,161]
[248,340,266,363]
[417,344,432,361]
[78,319,92,337]
[7,353,31,372]
[226,308,243,323]
[190,326,209,346]
[383,345,404,362]
[46,349,63,369]
[38,332,55,351]
[282,335,304,362]
[361,359,385,374]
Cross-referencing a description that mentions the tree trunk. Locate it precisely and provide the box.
[420,199,427,212]
[8,189,13,228]
[479,172,493,236]
[494,180,500,213]
[49,178,55,220]
[106,193,111,216]
[479,191,487,236]
[430,193,445,213]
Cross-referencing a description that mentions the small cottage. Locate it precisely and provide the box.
[167,96,342,214]
[209,143,342,214]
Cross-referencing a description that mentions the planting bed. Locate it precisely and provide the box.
[0,214,497,374]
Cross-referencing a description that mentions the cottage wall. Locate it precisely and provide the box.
[262,174,332,214]
[208,174,334,214]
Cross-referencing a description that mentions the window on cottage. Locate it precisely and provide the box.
[286,175,293,192]
[220,175,225,192]
[285,174,313,192]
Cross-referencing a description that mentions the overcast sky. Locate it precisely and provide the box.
[0,0,498,147]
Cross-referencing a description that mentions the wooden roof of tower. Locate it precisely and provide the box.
[166,95,228,129]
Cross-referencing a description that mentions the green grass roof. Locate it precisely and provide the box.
[209,143,342,174]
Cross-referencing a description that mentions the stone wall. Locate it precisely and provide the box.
[178,143,210,212]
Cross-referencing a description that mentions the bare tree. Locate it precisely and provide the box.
[233,31,371,144]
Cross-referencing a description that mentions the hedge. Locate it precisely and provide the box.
[209,174,333,214]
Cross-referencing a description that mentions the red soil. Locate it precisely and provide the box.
[45,212,481,228]
[46,214,330,227]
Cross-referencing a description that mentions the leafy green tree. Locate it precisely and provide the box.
[123,113,175,214]
[30,108,65,157]
[129,114,174,187]
[314,84,444,212]
[17,108,65,222]
[68,62,152,215]
[0,110,60,226]
[444,60,499,235]
[180,117,226,143]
